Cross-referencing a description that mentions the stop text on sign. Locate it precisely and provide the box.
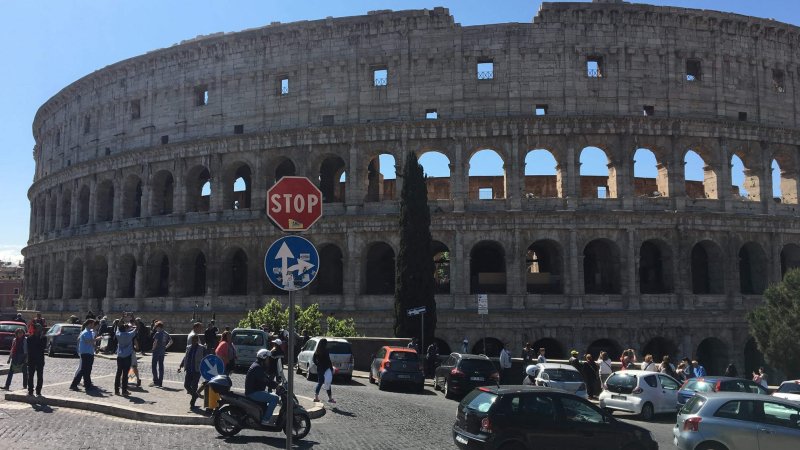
[269,193,320,214]
[265,176,323,232]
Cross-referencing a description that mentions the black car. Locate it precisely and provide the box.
[435,353,499,399]
[453,386,658,450]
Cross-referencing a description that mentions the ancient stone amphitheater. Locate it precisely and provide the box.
[24,0,800,374]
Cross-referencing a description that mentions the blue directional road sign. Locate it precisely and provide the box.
[200,354,225,381]
[264,235,319,291]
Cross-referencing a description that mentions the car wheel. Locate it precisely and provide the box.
[444,379,453,399]
[296,362,303,375]
[369,370,376,384]
[433,376,440,391]
[342,375,352,383]
[378,377,386,391]
[47,343,54,357]
[603,407,614,416]
[693,443,728,450]
[639,402,654,421]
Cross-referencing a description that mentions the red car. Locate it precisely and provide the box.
[0,321,28,351]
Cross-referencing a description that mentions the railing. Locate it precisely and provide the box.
[477,71,494,80]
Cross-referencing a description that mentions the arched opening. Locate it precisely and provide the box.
[364,242,395,295]
[150,170,174,216]
[532,338,566,360]
[224,163,252,210]
[633,148,666,197]
[730,154,750,200]
[221,248,248,296]
[52,260,64,299]
[319,156,346,204]
[180,249,206,297]
[586,338,622,361]
[77,185,90,225]
[772,159,782,201]
[469,149,505,200]
[781,243,800,278]
[146,251,170,297]
[691,240,724,294]
[365,153,396,202]
[117,254,136,298]
[739,242,767,295]
[275,158,296,182]
[470,241,506,294]
[639,240,673,294]
[310,244,343,295]
[583,239,621,294]
[60,189,72,228]
[524,149,559,198]
[90,256,108,299]
[471,337,504,357]
[69,258,83,299]
[580,147,614,198]
[185,166,211,213]
[526,239,563,294]
[432,240,450,294]
[772,152,798,204]
[684,150,717,199]
[641,337,679,363]
[696,337,728,376]
[433,338,451,355]
[418,151,451,200]
[95,180,114,222]
[122,176,142,219]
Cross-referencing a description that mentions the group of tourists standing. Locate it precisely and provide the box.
[2,319,46,395]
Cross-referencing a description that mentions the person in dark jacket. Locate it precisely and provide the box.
[583,354,601,399]
[204,321,218,356]
[312,338,335,403]
[246,349,281,426]
[178,334,205,408]
[26,323,47,396]
[3,328,27,390]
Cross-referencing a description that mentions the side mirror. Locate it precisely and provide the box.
[540,372,550,382]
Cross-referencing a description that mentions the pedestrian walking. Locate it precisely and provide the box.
[676,361,689,383]
[150,321,172,387]
[569,350,581,369]
[583,354,600,399]
[461,336,469,354]
[204,321,219,356]
[136,318,149,355]
[640,354,658,372]
[312,338,336,404]
[724,363,738,377]
[129,333,142,388]
[598,351,613,386]
[3,328,28,391]
[499,344,512,384]
[215,330,236,375]
[114,318,138,396]
[178,334,205,408]
[187,322,203,350]
[537,347,547,364]
[70,319,99,392]
[425,341,439,378]
[521,342,534,372]
[752,367,768,389]
[26,323,46,396]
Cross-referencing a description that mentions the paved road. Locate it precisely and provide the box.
[0,354,677,449]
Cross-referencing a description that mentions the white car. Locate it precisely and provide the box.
[599,370,681,420]
[523,363,588,399]
[296,337,354,382]
[773,379,800,403]
[231,328,269,368]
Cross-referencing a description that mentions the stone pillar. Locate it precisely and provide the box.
[717,139,733,207]
[106,253,117,302]
[209,155,223,212]
[344,232,359,308]
[252,157,267,214]
[82,255,91,299]
[452,142,466,213]
[626,229,639,309]
[506,136,522,210]
[569,230,582,299]
[113,177,123,221]
[345,144,364,212]
[507,228,523,296]
[770,233,782,286]
[173,162,186,214]
[70,185,79,228]
[87,179,97,224]
[758,145,774,214]
[453,231,466,296]
[669,137,687,209]
[135,262,145,299]
[564,139,579,208]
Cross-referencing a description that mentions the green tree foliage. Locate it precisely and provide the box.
[394,151,436,340]
[326,316,359,337]
[238,300,344,337]
[239,298,285,330]
[747,268,800,378]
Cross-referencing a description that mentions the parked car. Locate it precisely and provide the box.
[296,337,353,382]
[45,323,81,356]
[773,380,800,403]
[0,321,28,351]
[453,386,658,450]
[677,376,769,407]
[523,363,588,399]
[369,346,425,391]
[674,392,800,450]
[599,369,681,420]
[434,353,499,399]
[231,328,268,368]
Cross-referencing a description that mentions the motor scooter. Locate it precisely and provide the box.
[208,375,311,440]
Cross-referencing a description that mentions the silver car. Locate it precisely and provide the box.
[523,363,588,399]
[674,392,800,450]
[296,337,353,382]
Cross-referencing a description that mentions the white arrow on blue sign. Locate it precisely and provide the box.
[264,235,320,291]
[200,355,225,381]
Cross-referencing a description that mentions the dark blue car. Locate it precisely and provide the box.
[676,376,768,407]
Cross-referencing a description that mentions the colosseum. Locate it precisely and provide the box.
[23,0,800,375]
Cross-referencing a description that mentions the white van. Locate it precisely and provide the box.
[231,328,269,369]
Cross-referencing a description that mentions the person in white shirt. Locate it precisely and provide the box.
[598,351,614,385]
[499,345,512,384]
[641,354,659,372]
[537,347,547,364]
[186,322,202,350]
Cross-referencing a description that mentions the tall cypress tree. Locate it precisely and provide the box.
[394,151,436,341]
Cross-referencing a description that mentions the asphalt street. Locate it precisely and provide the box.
[0,354,677,449]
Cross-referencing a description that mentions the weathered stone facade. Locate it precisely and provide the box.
[23,1,800,375]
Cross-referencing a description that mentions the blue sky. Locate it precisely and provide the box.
[0,1,796,264]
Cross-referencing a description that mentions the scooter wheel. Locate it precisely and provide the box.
[285,413,311,440]
[213,405,243,437]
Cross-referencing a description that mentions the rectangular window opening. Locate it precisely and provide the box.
[426,109,438,120]
[587,57,603,78]
[686,59,702,82]
[535,105,548,116]
[597,186,607,199]
[322,115,335,126]
[161,135,169,145]
[373,68,388,87]
[195,86,209,106]
[738,112,748,122]
[131,99,141,119]
[104,147,111,156]
[234,124,244,134]
[773,70,786,93]
[280,78,289,95]
[479,188,494,200]
[643,105,655,117]
[477,60,494,80]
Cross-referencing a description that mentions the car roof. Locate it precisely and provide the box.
[609,370,656,375]
[696,391,790,402]
[312,337,349,343]
[232,328,266,333]
[51,323,81,327]
[452,353,490,360]
[385,346,415,351]
[0,321,27,325]
[694,376,749,382]
[477,385,570,395]
[534,363,579,371]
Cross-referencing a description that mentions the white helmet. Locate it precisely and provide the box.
[525,364,539,377]
[257,349,272,361]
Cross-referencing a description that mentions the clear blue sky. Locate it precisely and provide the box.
[1,1,796,264]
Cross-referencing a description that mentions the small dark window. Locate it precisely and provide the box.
[131,99,141,119]
[587,57,603,78]
[13,288,19,295]
[195,86,209,106]
[773,70,786,93]
[426,109,438,120]
[738,112,748,122]
[280,78,289,95]
[83,116,91,134]
[643,105,655,117]
[105,147,111,156]
[686,59,702,82]
[535,105,548,116]
[161,135,169,145]
[234,125,244,134]
[322,115,335,126]
[477,60,494,80]
[373,68,387,87]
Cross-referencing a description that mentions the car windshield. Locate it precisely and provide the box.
[60,326,80,335]
[0,324,26,333]
[389,351,418,361]
[233,332,264,346]
[545,369,584,382]
[461,390,497,413]
[459,359,495,372]
[327,342,352,354]
[684,380,715,392]
[777,383,800,394]
[607,373,637,389]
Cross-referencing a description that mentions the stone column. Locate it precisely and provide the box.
[82,254,91,299]
[669,137,687,209]
[569,230,582,301]
[87,179,97,224]
[252,157,267,214]
[758,145,774,214]
[209,155,223,212]
[61,253,71,300]
[106,252,117,302]
[770,233,782,286]
[508,228,523,296]
[345,144,364,212]
[564,139,579,209]
[70,185,80,228]
[717,139,733,208]
[344,232,359,309]
[135,262,145,299]
[506,136,522,210]
[626,229,639,309]
[113,176,123,221]
[452,141,466,213]
[453,230,466,296]
[173,162,186,214]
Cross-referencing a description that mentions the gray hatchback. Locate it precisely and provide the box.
[45,323,82,356]
[674,392,800,450]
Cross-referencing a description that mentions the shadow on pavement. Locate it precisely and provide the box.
[220,435,319,448]
[30,403,54,413]
[329,407,356,418]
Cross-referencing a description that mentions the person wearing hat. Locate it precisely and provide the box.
[26,323,47,396]
[266,338,284,392]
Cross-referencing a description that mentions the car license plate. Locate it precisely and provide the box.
[612,394,627,400]
[398,374,410,379]
[470,377,484,381]
[455,434,469,445]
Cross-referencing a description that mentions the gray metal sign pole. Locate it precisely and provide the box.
[286,289,294,449]
[420,311,425,365]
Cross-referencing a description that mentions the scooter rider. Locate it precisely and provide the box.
[246,349,281,426]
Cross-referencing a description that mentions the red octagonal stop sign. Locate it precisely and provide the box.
[266,177,323,232]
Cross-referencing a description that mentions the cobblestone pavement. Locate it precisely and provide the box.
[0,354,677,449]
